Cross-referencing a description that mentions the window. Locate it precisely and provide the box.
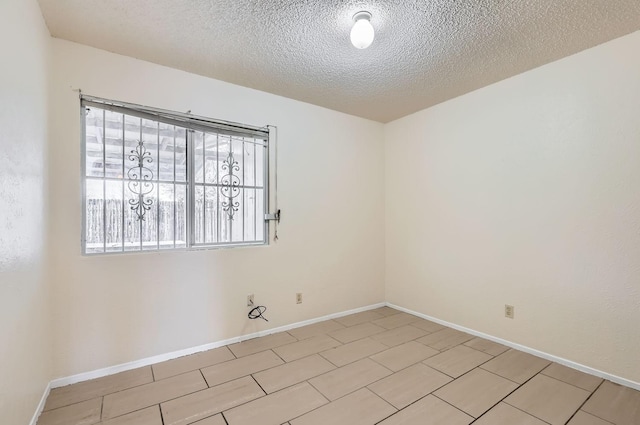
[82,96,269,254]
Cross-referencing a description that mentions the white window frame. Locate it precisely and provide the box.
[80,95,270,255]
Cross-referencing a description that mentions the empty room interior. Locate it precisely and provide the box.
[2,0,640,424]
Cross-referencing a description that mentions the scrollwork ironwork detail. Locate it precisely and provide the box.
[220,151,241,219]
[127,140,154,220]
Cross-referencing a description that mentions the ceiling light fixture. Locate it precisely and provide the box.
[350,11,374,49]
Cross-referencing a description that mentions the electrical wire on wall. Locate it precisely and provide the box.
[247,298,269,322]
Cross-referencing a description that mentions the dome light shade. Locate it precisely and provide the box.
[350,11,374,49]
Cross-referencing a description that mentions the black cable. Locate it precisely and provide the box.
[248,305,269,322]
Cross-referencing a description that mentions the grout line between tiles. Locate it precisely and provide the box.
[151,364,156,382]
[499,401,553,424]
[269,348,288,364]
[420,344,500,384]
[538,372,599,394]
[466,366,551,424]
[221,411,229,425]
[250,374,268,396]
[562,380,608,425]
[103,381,209,421]
[199,368,209,388]
[158,403,165,425]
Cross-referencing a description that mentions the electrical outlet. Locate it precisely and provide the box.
[247,293,254,307]
[505,304,514,319]
[296,293,302,304]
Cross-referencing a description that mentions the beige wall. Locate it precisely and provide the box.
[49,39,385,378]
[385,31,640,383]
[0,0,52,423]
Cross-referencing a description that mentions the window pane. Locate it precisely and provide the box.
[256,189,264,242]
[175,184,187,248]
[157,183,174,249]
[124,186,141,251]
[104,111,124,179]
[194,185,204,244]
[105,180,123,252]
[205,186,217,243]
[255,143,264,187]
[141,184,158,251]
[85,108,104,177]
[175,129,187,182]
[158,123,175,182]
[244,140,256,187]
[85,178,104,253]
[244,188,256,241]
[204,133,218,184]
[141,119,159,184]
[231,137,245,187]
[193,131,204,184]
[231,188,245,242]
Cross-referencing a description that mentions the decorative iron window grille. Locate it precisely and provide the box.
[81,96,269,254]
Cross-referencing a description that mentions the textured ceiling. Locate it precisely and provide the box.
[38,0,640,122]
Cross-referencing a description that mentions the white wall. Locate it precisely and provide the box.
[49,39,385,378]
[0,0,52,423]
[385,31,640,383]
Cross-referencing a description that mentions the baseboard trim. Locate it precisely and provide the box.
[29,381,51,425]
[387,302,640,392]
[49,302,385,389]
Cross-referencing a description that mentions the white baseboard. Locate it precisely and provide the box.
[29,381,51,425]
[49,302,386,389]
[387,302,640,392]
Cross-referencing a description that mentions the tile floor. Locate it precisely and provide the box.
[37,307,640,425]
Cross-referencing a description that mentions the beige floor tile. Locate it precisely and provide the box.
[288,320,345,340]
[567,411,615,425]
[102,370,207,420]
[480,349,550,384]
[582,380,640,424]
[424,345,493,378]
[368,363,452,409]
[334,310,384,327]
[161,376,264,425]
[416,328,474,351]
[228,332,297,357]
[291,388,396,425]
[328,322,386,344]
[473,402,547,425]
[37,398,102,425]
[309,358,392,401]
[253,354,336,393]
[153,347,235,381]
[378,394,473,425]
[371,325,428,347]
[201,350,283,387]
[541,363,603,392]
[189,414,227,425]
[44,367,153,411]
[464,337,509,356]
[372,313,420,330]
[434,368,519,418]
[101,406,162,425]
[505,374,590,425]
[410,319,446,333]
[273,334,342,362]
[320,338,388,367]
[370,341,439,372]
[370,306,403,317]
[224,382,328,425]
